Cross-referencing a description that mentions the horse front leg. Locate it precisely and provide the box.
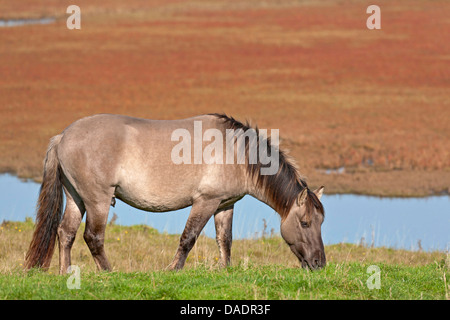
[214,205,233,268]
[168,197,221,270]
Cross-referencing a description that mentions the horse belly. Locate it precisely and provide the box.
[114,180,194,212]
[115,170,192,212]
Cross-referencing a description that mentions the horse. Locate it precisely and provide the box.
[25,113,326,273]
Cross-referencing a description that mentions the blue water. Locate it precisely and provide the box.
[0,174,448,251]
[0,18,55,27]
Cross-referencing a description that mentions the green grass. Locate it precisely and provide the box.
[0,262,448,300]
[1,221,448,300]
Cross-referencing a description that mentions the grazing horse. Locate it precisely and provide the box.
[25,114,326,273]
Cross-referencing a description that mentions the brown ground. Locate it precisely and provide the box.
[0,0,449,197]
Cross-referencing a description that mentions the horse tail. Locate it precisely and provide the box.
[25,134,64,270]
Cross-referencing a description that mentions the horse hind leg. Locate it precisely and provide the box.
[83,195,113,271]
[214,205,234,268]
[57,184,85,274]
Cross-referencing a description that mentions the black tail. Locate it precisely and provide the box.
[25,134,64,270]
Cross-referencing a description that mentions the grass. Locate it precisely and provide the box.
[0,221,448,300]
[1,262,448,300]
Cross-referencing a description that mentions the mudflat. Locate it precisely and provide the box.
[0,0,448,196]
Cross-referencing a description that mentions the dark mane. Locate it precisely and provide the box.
[210,113,324,221]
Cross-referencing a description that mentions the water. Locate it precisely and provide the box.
[0,174,448,251]
[0,18,55,28]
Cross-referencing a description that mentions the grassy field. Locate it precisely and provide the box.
[0,220,448,300]
[1,263,448,300]
[0,0,448,301]
[0,0,449,196]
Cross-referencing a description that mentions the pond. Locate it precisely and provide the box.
[0,174,448,252]
[0,18,56,27]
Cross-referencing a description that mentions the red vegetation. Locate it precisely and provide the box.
[0,0,448,196]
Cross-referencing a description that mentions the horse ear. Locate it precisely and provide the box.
[297,188,308,206]
[313,186,324,200]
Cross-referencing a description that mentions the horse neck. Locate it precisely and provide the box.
[245,165,301,220]
[246,176,276,210]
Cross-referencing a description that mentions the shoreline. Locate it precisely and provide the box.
[1,168,448,199]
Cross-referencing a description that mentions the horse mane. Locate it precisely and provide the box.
[210,113,324,221]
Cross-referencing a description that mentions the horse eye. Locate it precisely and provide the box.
[300,221,309,228]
